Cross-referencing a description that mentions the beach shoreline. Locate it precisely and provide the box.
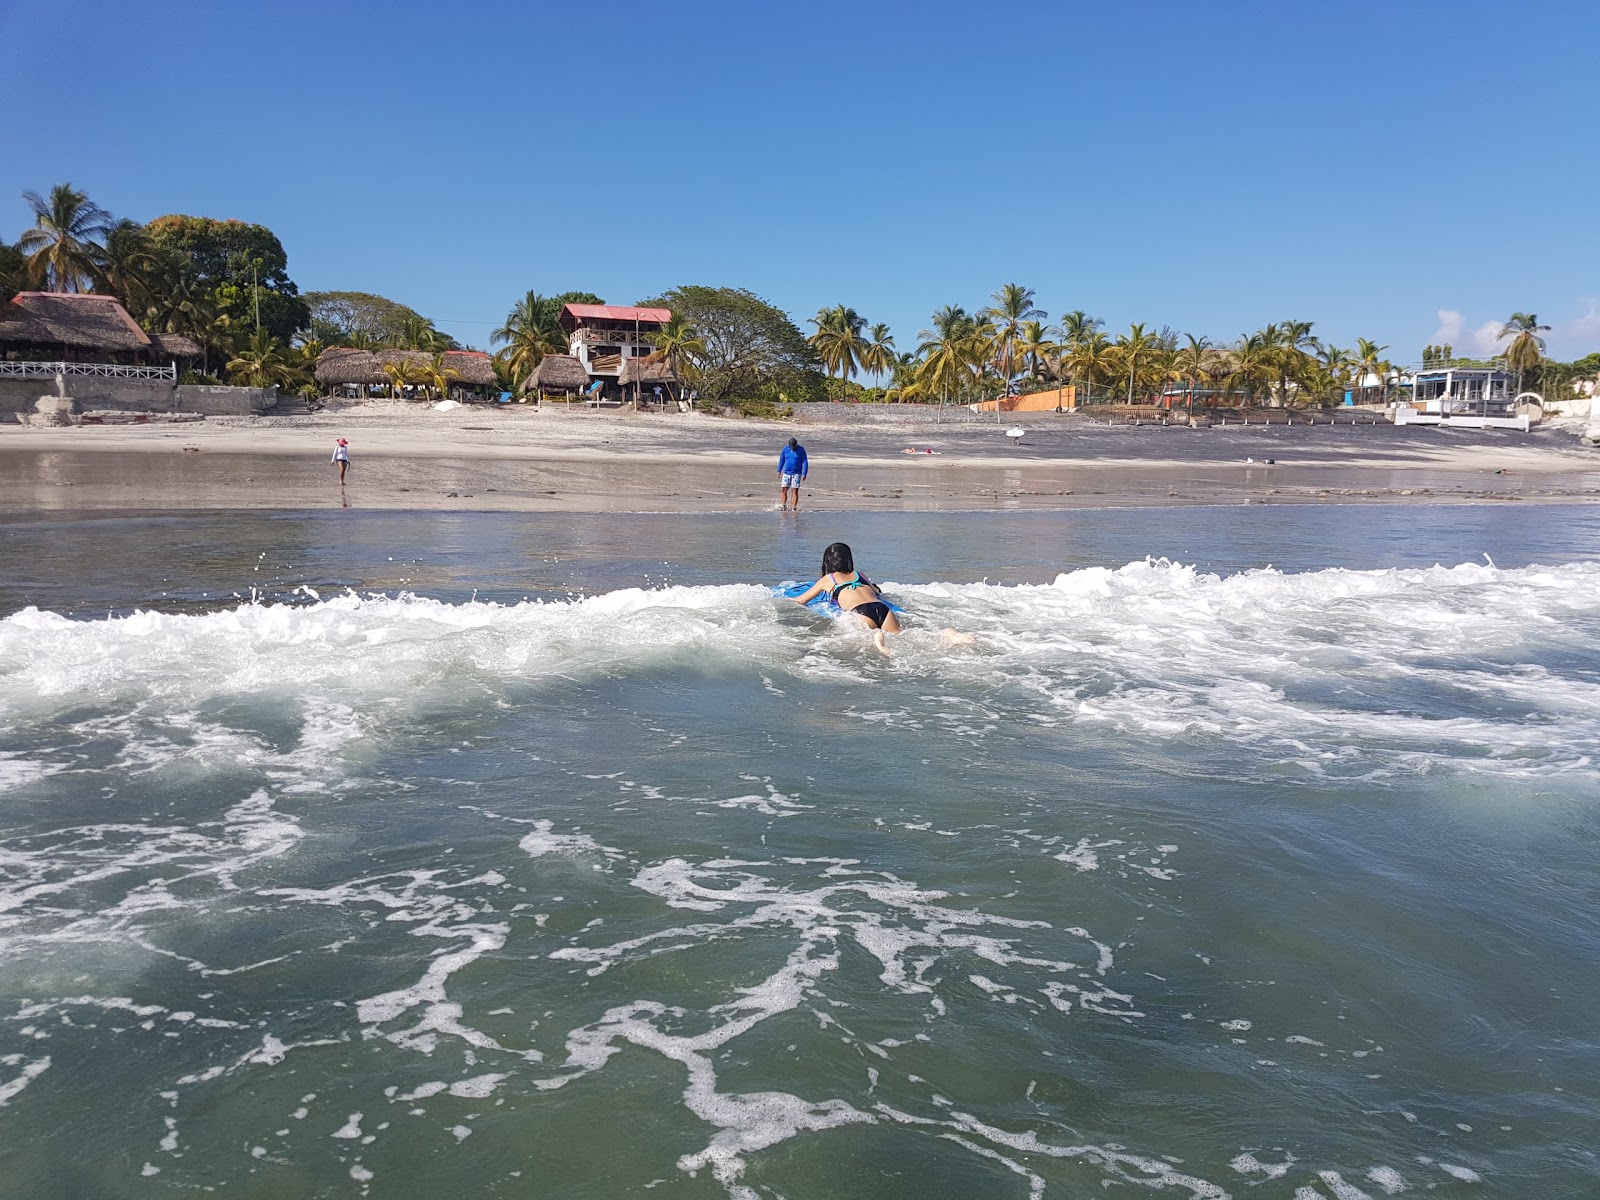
[2,401,1597,514]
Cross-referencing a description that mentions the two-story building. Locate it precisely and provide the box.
[559,303,671,400]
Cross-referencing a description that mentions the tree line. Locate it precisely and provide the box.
[6,183,1590,408]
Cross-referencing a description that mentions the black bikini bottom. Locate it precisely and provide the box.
[849,601,892,629]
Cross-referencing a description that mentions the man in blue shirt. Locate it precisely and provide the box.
[777,437,808,511]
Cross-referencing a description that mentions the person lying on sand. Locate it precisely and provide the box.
[791,541,974,657]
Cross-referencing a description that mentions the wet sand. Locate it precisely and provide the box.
[2,403,1597,513]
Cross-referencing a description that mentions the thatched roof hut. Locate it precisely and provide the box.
[618,357,676,387]
[314,347,497,389]
[533,354,588,393]
[0,292,153,356]
[314,348,381,385]
[148,332,202,360]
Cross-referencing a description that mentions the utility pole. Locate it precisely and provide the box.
[253,261,260,334]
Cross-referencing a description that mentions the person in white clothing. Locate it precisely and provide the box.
[332,437,350,483]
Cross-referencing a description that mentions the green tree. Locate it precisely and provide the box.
[807,305,867,399]
[492,291,569,389]
[981,283,1045,395]
[424,351,462,399]
[0,240,24,305]
[382,356,428,399]
[1058,310,1104,401]
[1015,319,1059,384]
[1226,332,1275,403]
[1353,338,1389,402]
[225,328,293,388]
[1173,335,1213,412]
[304,291,446,347]
[144,214,309,341]
[1115,322,1157,404]
[17,183,111,293]
[640,286,823,403]
[646,313,708,400]
[915,305,987,411]
[97,219,159,313]
[860,322,896,384]
[1499,312,1551,395]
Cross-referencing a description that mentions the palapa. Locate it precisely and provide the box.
[532,354,588,393]
[147,332,202,360]
[618,356,676,386]
[0,292,152,354]
[315,348,497,388]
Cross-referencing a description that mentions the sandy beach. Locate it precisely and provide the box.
[2,401,1598,514]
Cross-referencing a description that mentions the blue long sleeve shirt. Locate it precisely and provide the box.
[777,444,808,476]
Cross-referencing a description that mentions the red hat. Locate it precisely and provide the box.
[337,438,348,445]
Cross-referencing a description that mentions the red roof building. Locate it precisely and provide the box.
[559,303,672,384]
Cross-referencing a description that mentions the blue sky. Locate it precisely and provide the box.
[4,0,1597,361]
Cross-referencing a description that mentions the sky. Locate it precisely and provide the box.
[3,0,1597,362]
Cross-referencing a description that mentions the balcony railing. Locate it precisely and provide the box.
[0,360,177,381]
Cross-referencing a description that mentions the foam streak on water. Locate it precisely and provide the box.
[1,558,1598,1197]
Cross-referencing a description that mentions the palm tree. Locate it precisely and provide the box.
[1226,332,1275,405]
[859,322,896,386]
[807,305,867,400]
[17,183,111,293]
[383,357,427,400]
[226,329,292,388]
[1015,320,1059,385]
[1058,310,1104,404]
[646,313,707,401]
[1173,334,1213,413]
[1065,330,1113,404]
[981,283,1045,399]
[492,291,567,389]
[1353,338,1389,403]
[1500,312,1551,396]
[97,219,158,312]
[1313,343,1355,406]
[916,305,982,417]
[1115,322,1157,405]
[425,351,462,400]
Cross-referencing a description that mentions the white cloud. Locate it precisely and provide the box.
[1430,309,1463,345]
[1551,299,1600,352]
[1470,321,1505,354]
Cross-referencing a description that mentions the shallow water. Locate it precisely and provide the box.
[2,506,1598,1198]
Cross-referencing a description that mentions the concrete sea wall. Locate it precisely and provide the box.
[0,379,277,417]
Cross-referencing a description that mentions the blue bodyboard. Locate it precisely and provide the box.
[773,581,903,616]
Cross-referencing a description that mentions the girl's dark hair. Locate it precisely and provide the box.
[821,542,854,575]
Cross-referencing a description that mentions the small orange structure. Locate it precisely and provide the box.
[971,385,1076,413]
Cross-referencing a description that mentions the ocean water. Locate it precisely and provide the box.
[1,506,1598,1199]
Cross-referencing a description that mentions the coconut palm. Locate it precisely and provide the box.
[383,357,428,399]
[916,305,983,416]
[1313,343,1355,405]
[1173,334,1213,412]
[97,219,158,312]
[1226,332,1276,404]
[1115,322,1158,405]
[1058,310,1104,402]
[425,351,462,400]
[1015,320,1059,384]
[492,291,567,388]
[1499,312,1551,395]
[1353,338,1389,401]
[1064,330,1113,402]
[226,329,293,388]
[647,313,707,401]
[807,305,867,400]
[860,322,896,384]
[17,183,111,293]
[981,283,1045,397]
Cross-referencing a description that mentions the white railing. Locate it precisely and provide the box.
[0,360,176,382]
